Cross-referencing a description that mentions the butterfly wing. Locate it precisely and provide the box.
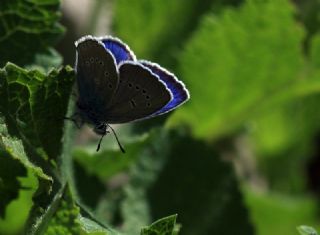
[140,60,190,117]
[100,36,136,65]
[75,36,119,119]
[105,62,172,123]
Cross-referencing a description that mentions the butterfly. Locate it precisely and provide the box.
[71,35,190,152]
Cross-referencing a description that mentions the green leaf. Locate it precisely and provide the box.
[79,216,120,235]
[120,130,171,234]
[141,215,177,235]
[169,0,306,139]
[28,185,113,235]
[297,226,318,235]
[73,134,151,221]
[73,134,149,181]
[0,116,52,220]
[295,0,320,47]
[31,184,118,235]
[0,169,37,234]
[72,161,106,210]
[248,93,320,193]
[26,183,66,235]
[244,188,319,235]
[45,186,81,235]
[0,150,27,218]
[77,198,122,235]
[113,0,241,67]
[246,33,320,194]
[0,116,51,179]
[25,48,63,73]
[121,129,254,235]
[29,182,118,235]
[0,0,64,67]
[310,34,320,69]
[0,63,74,161]
[0,63,74,233]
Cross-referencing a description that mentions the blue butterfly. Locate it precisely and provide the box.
[72,35,190,152]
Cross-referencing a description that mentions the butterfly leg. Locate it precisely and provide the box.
[64,112,84,129]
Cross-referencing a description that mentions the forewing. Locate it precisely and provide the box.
[75,36,119,113]
[140,60,190,117]
[105,62,172,123]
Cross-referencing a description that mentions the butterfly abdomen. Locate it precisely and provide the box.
[76,101,105,126]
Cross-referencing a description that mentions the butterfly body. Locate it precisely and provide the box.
[74,35,189,151]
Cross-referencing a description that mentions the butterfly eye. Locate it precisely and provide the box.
[108,83,113,89]
[142,89,146,94]
[100,61,104,66]
[95,58,99,62]
[147,103,151,107]
[104,71,108,77]
[135,86,140,90]
[146,95,150,99]
[90,57,94,63]
[85,61,90,66]
[128,83,132,88]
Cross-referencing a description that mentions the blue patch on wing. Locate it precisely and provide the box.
[102,38,135,65]
[141,61,189,116]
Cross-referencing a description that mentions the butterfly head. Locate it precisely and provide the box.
[93,122,107,135]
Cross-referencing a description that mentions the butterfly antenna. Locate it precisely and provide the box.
[96,133,106,152]
[107,124,126,153]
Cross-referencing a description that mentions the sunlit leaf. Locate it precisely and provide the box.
[79,216,120,235]
[114,0,242,67]
[44,186,81,235]
[0,151,27,218]
[0,63,74,233]
[0,63,74,161]
[169,0,306,139]
[247,33,320,194]
[141,215,178,235]
[0,116,52,220]
[0,169,37,234]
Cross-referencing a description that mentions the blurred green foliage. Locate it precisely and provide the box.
[0,169,37,234]
[1,0,320,234]
[244,188,320,235]
[170,0,306,138]
[114,0,242,68]
[0,0,64,67]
